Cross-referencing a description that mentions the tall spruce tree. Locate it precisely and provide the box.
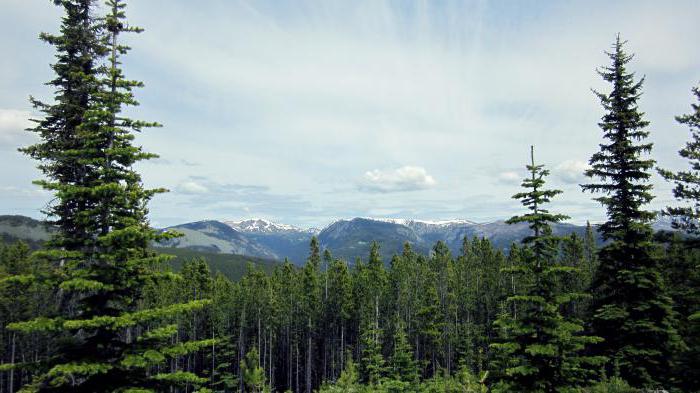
[657,83,700,391]
[302,237,322,393]
[9,1,212,391]
[581,36,682,388]
[658,83,700,233]
[20,0,103,252]
[490,146,603,393]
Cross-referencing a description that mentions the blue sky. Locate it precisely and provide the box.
[1,0,699,229]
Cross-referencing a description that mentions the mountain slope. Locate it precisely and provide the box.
[224,219,314,263]
[0,215,281,280]
[0,215,53,248]
[319,218,426,261]
[2,214,676,267]
[161,220,278,259]
[317,218,591,263]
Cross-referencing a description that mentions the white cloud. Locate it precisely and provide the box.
[0,185,49,198]
[360,166,436,193]
[0,109,31,142]
[555,160,590,184]
[176,180,209,194]
[498,171,521,185]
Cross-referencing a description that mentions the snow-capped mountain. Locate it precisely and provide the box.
[221,218,316,262]
[225,218,316,234]
[363,218,477,227]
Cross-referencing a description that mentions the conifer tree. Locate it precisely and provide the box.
[359,320,385,385]
[657,83,700,391]
[659,83,700,233]
[302,237,322,393]
[582,36,683,387]
[20,0,103,251]
[583,221,598,277]
[388,321,419,384]
[240,348,266,393]
[8,1,213,391]
[327,258,352,377]
[490,146,603,393]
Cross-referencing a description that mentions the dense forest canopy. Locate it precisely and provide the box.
[1,1,699,393]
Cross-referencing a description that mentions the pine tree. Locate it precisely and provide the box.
[8,1,213,391]
[490,146,603,393]
[582,36,683,387]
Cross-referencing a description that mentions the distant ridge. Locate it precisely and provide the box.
[1,214,675,266]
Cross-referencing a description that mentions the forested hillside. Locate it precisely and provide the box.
[0,1,699,393]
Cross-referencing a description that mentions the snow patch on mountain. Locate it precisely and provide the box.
[225,218,318,234]
[357,217,477,227]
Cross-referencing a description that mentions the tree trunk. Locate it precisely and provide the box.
[306,316,312,393]
[9,332,16,393]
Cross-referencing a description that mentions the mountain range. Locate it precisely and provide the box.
[162,217,595,264]
[0,215,674,266]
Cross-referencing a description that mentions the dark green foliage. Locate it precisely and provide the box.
[657,234,700,391]
[241,347,267,393]
[0,242,57,392]
[582,36,683,388]
[659,84,700,234]
[491,147,604,393]
[7,1,213,391]
[560,233,592,320]
[657,82,700,391]
[207,335,239,392]
[388,321,419,384]
[20,0,103,252]
[583,222,599,278]
[359,320,386,385]
[158,246,279,281]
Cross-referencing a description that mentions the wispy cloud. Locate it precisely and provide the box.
[0,109,31,144]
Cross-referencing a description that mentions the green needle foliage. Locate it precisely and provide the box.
[491,147,604,393]
[388,321,419,384]
[582,36,683,388]
[659,84,700,234]
[658,83,700,391]
[359,319,386,386]
[9,1,212,391]
[20,0,103,252]
[241,348,267,393]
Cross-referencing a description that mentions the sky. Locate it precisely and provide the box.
[1,1,699,229]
